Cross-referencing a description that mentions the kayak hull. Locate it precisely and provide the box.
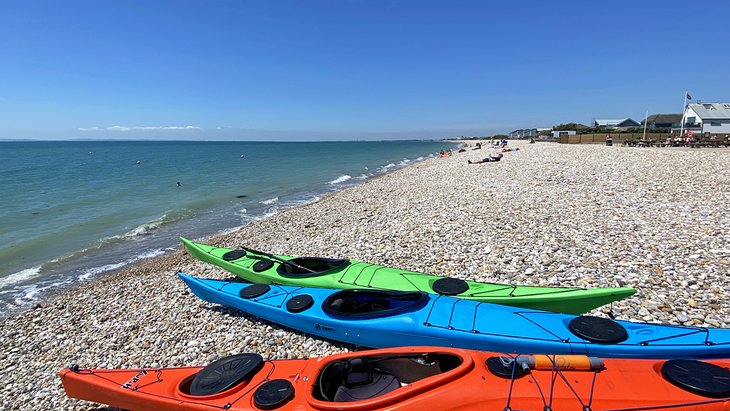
[179,272,730,359]
[180,237,636,314]
[60,346,730,411]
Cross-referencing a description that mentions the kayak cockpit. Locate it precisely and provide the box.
[312,352,464,403]
[276,257,350,277]
[322,289,430,319]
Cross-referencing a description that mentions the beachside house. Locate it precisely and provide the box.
[551,130,576,138]
[509,128,538,138]
[679,102,730,135]
[593,118,641,130]
[641,114,682,130]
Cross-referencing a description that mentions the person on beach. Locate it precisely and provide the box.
[472,142,482,150]
[605,134,613,146]
[501,147,520,152]
[468,152,503,164]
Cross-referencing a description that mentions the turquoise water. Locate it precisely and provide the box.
[0,140,453,314]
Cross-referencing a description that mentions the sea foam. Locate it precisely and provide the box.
[328,175,352,184]
[259,197,279,205]
[0,266,43,288]
[78,248,166,281]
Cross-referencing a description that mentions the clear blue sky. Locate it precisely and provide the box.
[2,0,729,140]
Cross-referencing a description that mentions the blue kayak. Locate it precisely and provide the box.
[178,272,730,359]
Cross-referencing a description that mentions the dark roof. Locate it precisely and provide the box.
[642,114,683,125]
[594,118,640,127]
[616,118,640,127]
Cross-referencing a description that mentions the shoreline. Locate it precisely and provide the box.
[2,140,728,409]
[0,142,454,318]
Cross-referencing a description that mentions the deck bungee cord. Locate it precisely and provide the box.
[493,354,730,411]
[496,354,603,411]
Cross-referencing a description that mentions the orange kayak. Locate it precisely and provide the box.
[60,346,730,411]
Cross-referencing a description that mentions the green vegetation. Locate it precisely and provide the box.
[553,123,588,131]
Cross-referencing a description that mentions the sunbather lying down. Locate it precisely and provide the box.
[468,152,503,164]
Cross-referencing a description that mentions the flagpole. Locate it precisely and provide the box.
[642,110,648,141]
[678,91,688,137]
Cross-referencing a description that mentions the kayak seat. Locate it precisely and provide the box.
[322,290,430,320]
[334,372,400,402]
[317,358,401,402]
[330,298,390,314]
[371,354,461,383]
[277,257,350,277]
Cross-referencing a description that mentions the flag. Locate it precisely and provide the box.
[686,92,692,100]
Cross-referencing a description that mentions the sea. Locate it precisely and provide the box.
[0,139,454,317]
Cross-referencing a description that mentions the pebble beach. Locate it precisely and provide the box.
[1,141,729,410]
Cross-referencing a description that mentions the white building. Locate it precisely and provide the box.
[509,128,551,138]
[509,128,537,138]
[680,102,730,135]
[551,130,576,138]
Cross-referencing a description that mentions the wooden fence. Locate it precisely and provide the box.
[558,133,672,144]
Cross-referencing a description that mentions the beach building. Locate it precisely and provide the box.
[509,128,550,139]
[679,102,730,135]
[551,130,576,138]
[509,128,537,138]
[641,114,682,130]
[592,118,641,130]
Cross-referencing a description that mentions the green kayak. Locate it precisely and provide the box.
[180,237,635,314]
